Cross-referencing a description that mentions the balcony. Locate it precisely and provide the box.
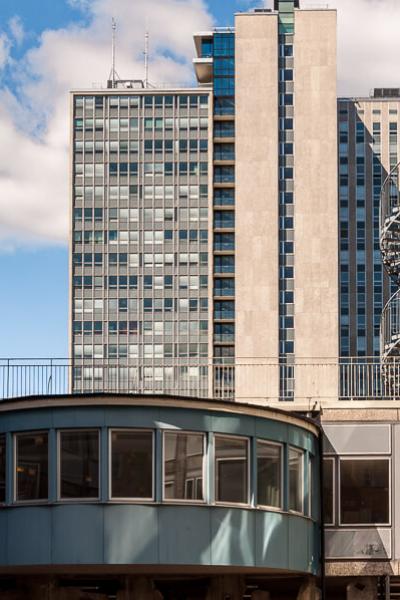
[1,358,399,405]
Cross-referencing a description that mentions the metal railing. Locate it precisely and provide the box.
[1,358,400,403]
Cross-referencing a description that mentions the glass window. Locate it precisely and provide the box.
[164,432,204,501]
[111,430,153,499]
[340,459,389,525]
[288,447,304,513]
[59,430,99,499]
[215,435,248,504]
[257,442,282,508]
[323,458,334,525]
[0,435,5,503]
[16,432,48,501]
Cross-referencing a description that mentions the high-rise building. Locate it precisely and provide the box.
[338,91,400,357]
[70,0,338,403]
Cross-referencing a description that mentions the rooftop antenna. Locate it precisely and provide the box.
[108,17,121,88]
[144,30,149,89]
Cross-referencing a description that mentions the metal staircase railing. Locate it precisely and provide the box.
[380,161,400,392]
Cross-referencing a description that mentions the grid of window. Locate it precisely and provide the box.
[72,93,210,390]
[278,22,295,396]
[338,101,398,357]
[3,429,313,516]
[212,32,235,367]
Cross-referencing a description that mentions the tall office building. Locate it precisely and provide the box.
[70,0,338,402]
[338,91,400,357]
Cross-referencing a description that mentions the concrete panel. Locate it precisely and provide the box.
[104,505,158,564]
[0,511,7,565]
[325,528,391,560]
[293,10,338,395]
[156,408,212,433]
[210,413,256,437]
[52,505,103,564]
[234,13,279,390]
[255,511,289,570]
[288,516,311,572]
[323,424,391,455]
[6,409,53,433]
[158,506,211,565]
[52,407,106,429]
[7,507,51,565]
[288,426,316,453]
[211,508,255,566]
[104,406,160,429]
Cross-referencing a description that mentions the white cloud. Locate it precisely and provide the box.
[0,33,11,70]
[1,0,400,248]
[8,16,24,46]
[0,0,213,247]
[303,0,400,96]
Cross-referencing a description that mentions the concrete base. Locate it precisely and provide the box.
[346,577,377,600]
[206,576,246,600]
[296,577,321,600]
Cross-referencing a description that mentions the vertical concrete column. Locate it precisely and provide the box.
[296,577,321,600]
[117,577,163,600]
[346,577,377,600]
[251,592,270,600]
[206,576,246,600]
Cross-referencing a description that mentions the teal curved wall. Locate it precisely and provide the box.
[0,398,320,574]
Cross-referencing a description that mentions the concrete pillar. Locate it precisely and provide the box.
[206,576,246,600]
[346,577,377,600]
[117,577,163,600]
[296,577,321,600]
[251,592,270,600]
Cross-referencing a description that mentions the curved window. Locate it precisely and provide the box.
[111,430,153,500]
[215,435,249,505]
[0,435,5,503]
[288,447,304,514]
[16,432,48,502]
[59,430,99,499]
[163,432,205,501]
[257,441,282,508]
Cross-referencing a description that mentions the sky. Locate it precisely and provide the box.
[0,0,400,358]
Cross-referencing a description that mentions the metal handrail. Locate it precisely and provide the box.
[0,358,400,402]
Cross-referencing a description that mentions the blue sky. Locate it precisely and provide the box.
[0,0,257,359]
[0,0,399,358]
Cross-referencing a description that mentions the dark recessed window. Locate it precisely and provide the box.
[164,432,204,501]
[257,442,282,508]
[59,430,99,499]
[340,459,389,525]
[0,435,5,503]
[16,432,48,502]
[215,436,248,504]
[111,430,153,499]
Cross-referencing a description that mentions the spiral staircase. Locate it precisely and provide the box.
[380,161,400,393]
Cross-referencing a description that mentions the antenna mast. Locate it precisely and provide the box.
[108,17,120,88]
[144,31,149,89]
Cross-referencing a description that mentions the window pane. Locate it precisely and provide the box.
[16,432,48,501]
[111,430,153,499]
[323,459,334,524]
[0,435,5,503]
[215,436,248,504]
[60,430,99,499]
[164,432,204,501]
[257,442,281,508]
[288,447,303,513]
[340,459,389,525]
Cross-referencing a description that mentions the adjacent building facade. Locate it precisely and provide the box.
[338,91,400,358]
